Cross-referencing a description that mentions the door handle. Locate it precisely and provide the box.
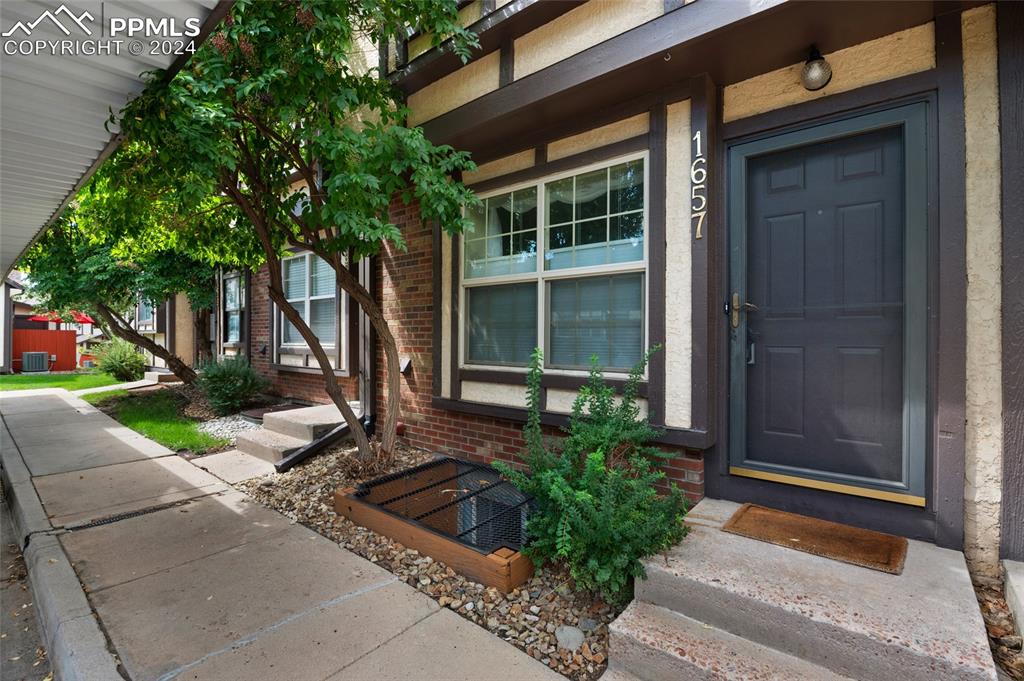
[730,293,760,329]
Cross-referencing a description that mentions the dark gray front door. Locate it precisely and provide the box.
[728,105,928,506]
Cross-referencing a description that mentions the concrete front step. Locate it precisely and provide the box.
[262,402,361,440]
[635,499,996,681]
[143,371,179,383]
[235,428,307,463]
[610,601,852,681]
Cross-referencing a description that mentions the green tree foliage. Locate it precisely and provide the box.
[22,209,215,384]
[108,0,481,458]
[198,356,270,415]
[494,349,688,603]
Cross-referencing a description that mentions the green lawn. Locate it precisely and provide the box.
[108,391,228,453]
[0,372,121,392]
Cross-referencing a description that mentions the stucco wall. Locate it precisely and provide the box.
[463,149,535,185]
[174,293,194,367]
[513,0,662,79]
[547,387,649,419]
[723,22,935,122]
[546,113,649,161]
[664,99,692,428]
[962,3,1003,576]
[407,50,500,126]
[461,380,528,408]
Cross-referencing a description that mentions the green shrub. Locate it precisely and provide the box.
[198,356,269,415]
[95,338,146,381]
[494,348,688,603]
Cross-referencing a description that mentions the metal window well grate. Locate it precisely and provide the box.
[350,457,533,555]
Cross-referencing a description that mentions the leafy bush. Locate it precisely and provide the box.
[95,338,146,381]
[198,356,269,415]
[494,348,688,603]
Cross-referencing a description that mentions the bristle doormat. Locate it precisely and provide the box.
[721,503,908,575]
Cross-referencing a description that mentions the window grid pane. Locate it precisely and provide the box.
[464,188,538,279]
[548,273,644,370]
[545,159,644,271]
[283,257,306,300]
[466,283,537,366]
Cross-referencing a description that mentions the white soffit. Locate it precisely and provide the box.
[0,0,224,276]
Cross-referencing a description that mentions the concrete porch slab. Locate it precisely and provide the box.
[1005,559,1024,633]
[87,526,396,680]
[262,402,361,440]
[32,455,228,527]
[327,607,565,681]
[169,581,439,681]
[60,490,291,591]
[193,449,276,483]
[636,498,996,681]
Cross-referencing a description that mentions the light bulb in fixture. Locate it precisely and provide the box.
[801,45,832,91]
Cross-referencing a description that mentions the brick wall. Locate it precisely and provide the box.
[250,266,360,404]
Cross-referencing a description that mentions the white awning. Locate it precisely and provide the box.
[0,0,227,277]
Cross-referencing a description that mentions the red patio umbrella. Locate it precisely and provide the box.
[28,310,96,324]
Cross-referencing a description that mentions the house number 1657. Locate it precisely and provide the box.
[691,130,707,240]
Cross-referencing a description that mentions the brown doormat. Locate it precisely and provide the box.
[721,503,908,575]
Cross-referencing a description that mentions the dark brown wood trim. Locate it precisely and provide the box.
[468,134,649,194]
[932,11,967,550]
[270,364,353,378]
[166,296,176,356]
[391,0,585,93]
[450,235,461,401]
[999,0,1024,561]
[432,224,443,398]
[688,74,716,437]
[499,34,514,87]
[647,102,667,427]
[2,285,12,373]
[468,85,687,167]
[244,269,252,360]
[458,368,649,398]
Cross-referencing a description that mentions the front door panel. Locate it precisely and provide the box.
[728,105,928,505]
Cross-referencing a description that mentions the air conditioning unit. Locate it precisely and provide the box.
[22,352,48,373]
[82,360,95,368]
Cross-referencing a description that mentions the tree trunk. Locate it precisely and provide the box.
[318,255,400,454]
[95,304,198,384]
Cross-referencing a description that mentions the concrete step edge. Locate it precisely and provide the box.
[636,559,996,681]
[235,429,308,463]
[610,601,853,681]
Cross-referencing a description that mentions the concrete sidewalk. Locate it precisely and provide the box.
[0,389,561,681]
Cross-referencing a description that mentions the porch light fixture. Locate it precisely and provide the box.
[801,45,832,91]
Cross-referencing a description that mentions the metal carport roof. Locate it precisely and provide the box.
[0,0,230,277]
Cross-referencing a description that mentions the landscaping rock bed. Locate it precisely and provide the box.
[196,414,259,441]
[237,444,621,681]
[973,573,1024,679]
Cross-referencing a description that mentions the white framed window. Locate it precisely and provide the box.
[222,273,245,343]
[137,299,154,325]
[460,152,648,374]
[281,252,337,348]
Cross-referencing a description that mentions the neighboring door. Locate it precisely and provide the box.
[728,104,928,506]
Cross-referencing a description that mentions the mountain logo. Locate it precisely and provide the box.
[2,4,95,37]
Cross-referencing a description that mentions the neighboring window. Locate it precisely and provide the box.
[462,155,646,372]
[222,274,245,343]
[281,253,336,347]
[138,299,154,325]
